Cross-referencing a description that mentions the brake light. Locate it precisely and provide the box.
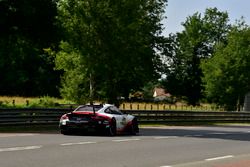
[61,114,69,120]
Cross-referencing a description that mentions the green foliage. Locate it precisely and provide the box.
[162,8,231,105]
[56,0,168,104]
[3,0,250,111]
[0,96,74,108]
[142,82,158,99]
[202,26,250,110]
[27,96,61,108]
[55,42,89,103]
[0,0,60,97]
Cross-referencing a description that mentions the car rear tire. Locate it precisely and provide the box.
[107,118,117,136]
[130,118,139,135]
[61,129,71,135]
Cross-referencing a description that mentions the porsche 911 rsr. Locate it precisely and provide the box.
[59,104,139,136]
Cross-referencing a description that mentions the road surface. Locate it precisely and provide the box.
[0,126,250,167]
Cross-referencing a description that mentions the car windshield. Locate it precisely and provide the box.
[74,105,103,112]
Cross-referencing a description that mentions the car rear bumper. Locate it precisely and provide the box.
[59,121,109,133]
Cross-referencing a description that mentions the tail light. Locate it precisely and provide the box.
[61,114,69,120]
[60,114,69,125]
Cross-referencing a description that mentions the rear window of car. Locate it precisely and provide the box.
[75,105,103,112]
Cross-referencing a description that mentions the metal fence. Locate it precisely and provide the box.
[0,108,250,126]
[0,108,69,126]
[124,110,250,124]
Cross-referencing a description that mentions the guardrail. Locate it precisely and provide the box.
[0,108,250,126]
[124,110,250,124]
[0,108,70,126]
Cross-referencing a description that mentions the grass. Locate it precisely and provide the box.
[0,96,221,111]
[0,96,74,108]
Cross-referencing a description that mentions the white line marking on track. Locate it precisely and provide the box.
[154,136,178,139]
[209,132,228,135]
[192,134,203,137]
[159,166,172,167]
[183,135,193,137]
[183,135,203,137]
[112,138,141,142]
[60,141,96,146]
[0,145,42,152]
[0,133,37,138]
[205,155,234,161]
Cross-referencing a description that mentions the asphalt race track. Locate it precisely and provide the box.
[0,126,250,167]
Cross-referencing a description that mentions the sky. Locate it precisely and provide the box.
[162,0,250,36]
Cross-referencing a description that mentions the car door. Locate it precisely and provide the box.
[110,106,126,130]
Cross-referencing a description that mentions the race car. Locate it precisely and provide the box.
[59,104,139,136]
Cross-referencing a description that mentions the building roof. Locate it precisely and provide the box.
[153,88,171,97]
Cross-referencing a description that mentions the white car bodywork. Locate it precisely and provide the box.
[59,104,139,135]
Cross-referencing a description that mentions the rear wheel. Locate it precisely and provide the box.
[107,118,117,136]
[130,118,139,135]
[60,127,71,135]
[61,129,70,135]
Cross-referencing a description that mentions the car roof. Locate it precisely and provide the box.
[103,104,113,107]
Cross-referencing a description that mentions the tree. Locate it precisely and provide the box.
[202,25,250,110]
[0,0,60,96]
[55,0,168,105]
[162,8,231,105]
